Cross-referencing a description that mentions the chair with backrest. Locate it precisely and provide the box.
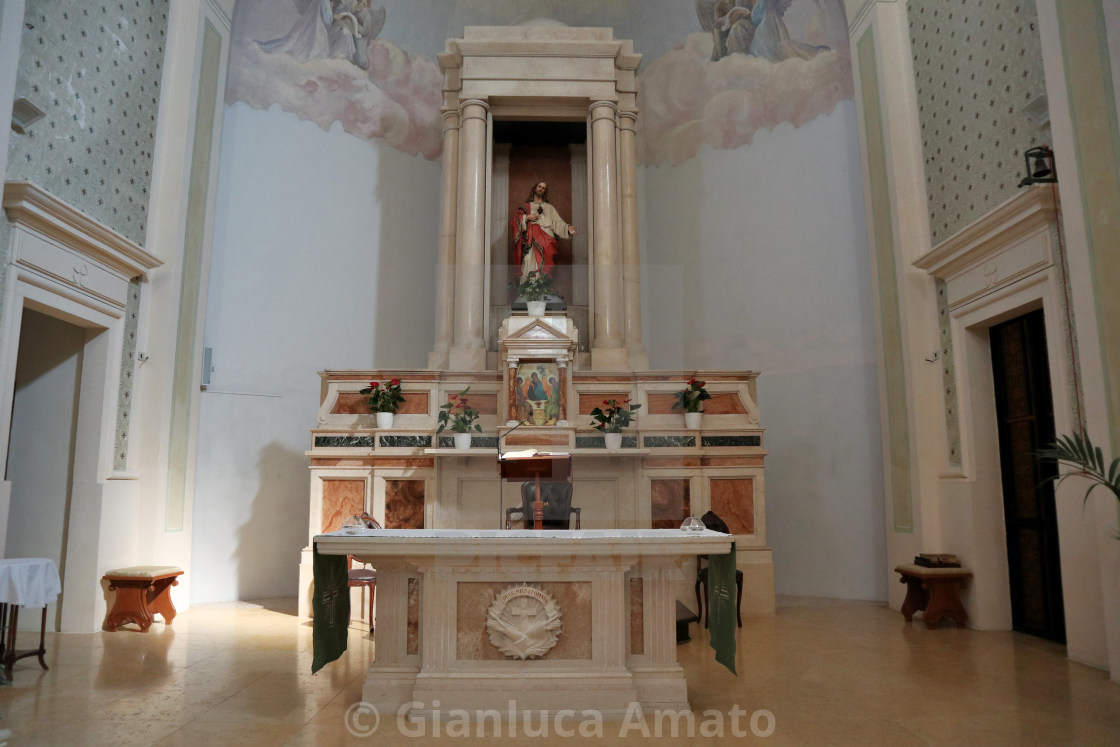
[695,510,743,628]
[505,481,580,530]
[347,513,380,634]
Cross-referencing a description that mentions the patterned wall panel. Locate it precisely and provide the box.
[709,478,754,535]
[7,0,170,247]
[113,278,142,471]
[650,478,690,530]
[908,0,1049,244]
[385,479,425,529]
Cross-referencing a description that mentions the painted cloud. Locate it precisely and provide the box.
[638,31,853,166]
[226,26,443,160]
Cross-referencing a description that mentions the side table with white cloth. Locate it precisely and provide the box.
[0,558,61,682]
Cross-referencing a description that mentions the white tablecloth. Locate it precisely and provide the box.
[0,558,62,608]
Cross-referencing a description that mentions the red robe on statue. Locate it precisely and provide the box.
[512,202,562,279]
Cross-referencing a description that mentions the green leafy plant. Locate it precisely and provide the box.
[508,270,558,302]
[436,386,483,434]
[589,398,642,433]
[672,379,712,414]
[359,378,405,413]
[1037,431,1120,506]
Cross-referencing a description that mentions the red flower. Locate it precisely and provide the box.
[688,379,697,386]
[369,381,380,388]
[449,394,458,400]
[697,381,706,388]
[389,378,400,386]
[603,399,610,405]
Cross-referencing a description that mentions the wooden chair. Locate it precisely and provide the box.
[348,513,380,634]
[505,481,580,529]
[693,511,743,628]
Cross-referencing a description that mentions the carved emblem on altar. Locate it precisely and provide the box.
[486,585,562,659]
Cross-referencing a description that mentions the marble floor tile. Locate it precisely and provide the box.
[1,600,1118,745]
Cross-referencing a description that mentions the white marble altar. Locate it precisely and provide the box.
[315,528,732,717]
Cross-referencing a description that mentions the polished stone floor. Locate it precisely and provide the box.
[0,597,1117,745]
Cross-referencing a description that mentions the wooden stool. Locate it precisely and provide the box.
[895,564,972,629]
[102,566,183,632]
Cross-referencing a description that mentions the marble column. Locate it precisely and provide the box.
[618,111,648,370]
[429,108,460,369]
[589,101,627,370]
[449,99,489,371]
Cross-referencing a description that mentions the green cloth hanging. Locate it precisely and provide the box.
[707,542,737,675]
[311,542,350,674]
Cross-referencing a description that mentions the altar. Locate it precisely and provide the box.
[300,25,775,627]
[315,528,733,716]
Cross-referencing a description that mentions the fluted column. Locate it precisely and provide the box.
[449,98,489,371]
[428,108,460,369]
[618,111,648,370]
[589,101,627,369]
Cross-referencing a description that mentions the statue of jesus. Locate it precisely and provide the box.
[511,181,576,283]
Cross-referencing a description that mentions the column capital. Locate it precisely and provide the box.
[618,111,638,132]
[589,100,619,120]
[441,108,460,132]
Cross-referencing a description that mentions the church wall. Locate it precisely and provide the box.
[202,0,883,602]
[191,104,439,601]
[642,103,886,600]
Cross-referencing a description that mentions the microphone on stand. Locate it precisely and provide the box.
[497,420,527,528]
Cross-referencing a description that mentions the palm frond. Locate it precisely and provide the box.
[1038,431,1120,506]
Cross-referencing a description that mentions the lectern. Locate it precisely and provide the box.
[498,454,572,530]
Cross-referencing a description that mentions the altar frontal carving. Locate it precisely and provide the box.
[486,584,562,660]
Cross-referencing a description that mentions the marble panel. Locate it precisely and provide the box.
[506,432,570,446]
[650,479,690,530]
[321,480,366,533]
[629,578,644,655]
[703,456,765,467]
[407,577,420,655]
[642,457,702,468]
[700,435,761,447]
[645,392,680,415]
[709,478,755,535]
[437,436,498,449]
[332,391,431,415]
[643,435,695,448]
[385,480,425,529]
[574,435,638,449]
[455,581,592,661]
[702,392,749,415]
[379,435,432,448]
[315,435,375,448]
[578,392,630,414]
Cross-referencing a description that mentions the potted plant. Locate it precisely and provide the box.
[509,270,557,316]
[1038,431,1120,512]
[673,379,711,429]
[589,398,642,450]
[437,386,483,449]
[360,378,405,429]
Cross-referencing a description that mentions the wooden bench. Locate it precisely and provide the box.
[895,564,972,629]
[102,566,183,632]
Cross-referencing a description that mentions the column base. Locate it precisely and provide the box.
[449,344,488,371]
[427,347,449,370]
[591,347,631,371]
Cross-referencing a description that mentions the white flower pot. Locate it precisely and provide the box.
[526,300,547,317]
[604,432,623,450]
[375,412,394,429]
[454,432,473,450]
[684,412,702,430]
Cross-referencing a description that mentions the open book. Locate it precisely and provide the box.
[502,449,539,459]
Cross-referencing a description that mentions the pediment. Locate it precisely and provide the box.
[508,319,567,342]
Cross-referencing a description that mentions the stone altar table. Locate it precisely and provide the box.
[315,528,732,718]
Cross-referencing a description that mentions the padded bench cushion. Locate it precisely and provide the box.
[104,566,183,578]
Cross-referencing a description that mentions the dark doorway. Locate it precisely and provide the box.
[990,309,1066,643]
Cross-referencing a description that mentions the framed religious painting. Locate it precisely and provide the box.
[512,361,562,426]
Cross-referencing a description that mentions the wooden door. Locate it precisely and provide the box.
[990,310,1066,643]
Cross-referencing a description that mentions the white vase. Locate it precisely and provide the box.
[604,432,623,450]
[684,412,702,430]
[375,412,394,429]
[526,300,547,317]
[454,432,473,450]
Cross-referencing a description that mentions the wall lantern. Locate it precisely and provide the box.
[1017,145,1057,188]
